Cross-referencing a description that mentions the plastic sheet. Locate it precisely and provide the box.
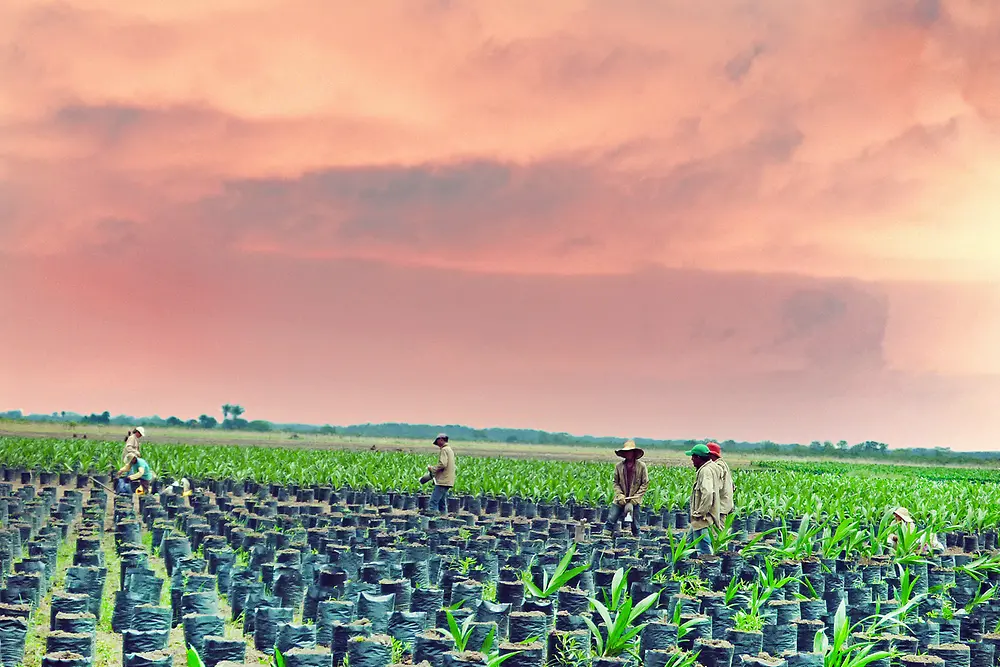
[277,623,318,654]
[499,641,545,667]
[50,593,90,630]
[763,623,797,656]
[693,638,734,667]
[927,644,971,667]
[41,651,90,667]
[411,588,445,616]
[112,590,144,633]
[203,635,247,667]
[475,601,511,639]
[183,592,220,617]
[123,650,173,667]
[254,607,294,653]
[508,611,549,645]
[358,592,396,634]
[283,648,336,667]
[274,565,305,611]
[640,619,679,656]
[121,628,170,659]
[970,642,995,667]
[127,605,169,634]
[317,600,356,645]
[64,567,106,619]
[334,619,373,664]
[348,635,393,667]
[556,588,589,615]
[183,613,225,654]
[726,629,763,657]
[388,611,428,648]
[899,657,944,667]
[54,612,96,635]
[2,573,42,607]
[0,615,28,667]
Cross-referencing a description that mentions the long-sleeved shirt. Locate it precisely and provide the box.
[613,460,649,506]
[689,462,722,530]
[432,445,456,487]
[121,434,140,467]
[713,458,735,516]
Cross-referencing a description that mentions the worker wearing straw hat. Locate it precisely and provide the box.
[888,506,944,553]
[706,442,735,522]
[685,443,722,555]
[426,433,456,515]
[605,439,649,536]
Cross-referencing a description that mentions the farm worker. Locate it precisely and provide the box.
[121,426,145,467]
[706,442,735,521]
[605,440,649,536]
[888,507,944,553]
[427,433,456,514]
[125,454,155,495]
[685,443,721,555]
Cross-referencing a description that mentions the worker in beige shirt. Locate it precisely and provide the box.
[427,433,456,514]
[707,442,735,521]
[684,443,721,555]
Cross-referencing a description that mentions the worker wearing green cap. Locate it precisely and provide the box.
[684,443,721,555]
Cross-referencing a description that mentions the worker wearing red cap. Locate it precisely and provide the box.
[706,442,735,522]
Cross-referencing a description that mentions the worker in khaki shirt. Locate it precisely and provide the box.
[684,444,721,555]
[427,433,456,514]
[707,442,735,521]
[604,440,649,536]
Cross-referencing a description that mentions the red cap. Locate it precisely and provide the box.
[707,442,722,458]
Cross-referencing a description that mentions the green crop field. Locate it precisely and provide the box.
[5,434,1000,667]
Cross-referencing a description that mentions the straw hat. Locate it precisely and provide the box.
[893,507,914,523]
[134,426,146,437]
[615,439,644,459]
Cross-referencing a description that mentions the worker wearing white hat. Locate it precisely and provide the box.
[120,427,145,470]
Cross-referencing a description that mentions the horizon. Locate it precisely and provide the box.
[3,1,999,451]
[0,405,968,452]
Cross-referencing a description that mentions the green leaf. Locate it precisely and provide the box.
[187,645,206,667]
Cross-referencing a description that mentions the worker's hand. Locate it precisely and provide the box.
[614,494,626,506]
[427,465,435,473]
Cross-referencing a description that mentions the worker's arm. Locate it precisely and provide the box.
[612,467,626,504]
[127,462,146,481]
[428,448,447,474]
[630,465,649,504]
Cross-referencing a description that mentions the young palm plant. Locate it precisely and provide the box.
[583,567,661,659]
[521,543,590,599]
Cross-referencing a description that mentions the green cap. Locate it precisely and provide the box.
[684,444,711,457]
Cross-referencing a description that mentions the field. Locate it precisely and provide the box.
[3,434,1000,667]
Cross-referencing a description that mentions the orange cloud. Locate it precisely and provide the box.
[2,0,999,446]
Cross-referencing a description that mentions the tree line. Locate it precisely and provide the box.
[0,408,994,464]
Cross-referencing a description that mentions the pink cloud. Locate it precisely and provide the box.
[2,0,999,446]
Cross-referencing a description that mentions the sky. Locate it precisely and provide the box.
[2,0,999,449]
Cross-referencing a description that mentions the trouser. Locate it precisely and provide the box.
[429,485,451,513]
[689,527,712,554]
[605,502,641,535]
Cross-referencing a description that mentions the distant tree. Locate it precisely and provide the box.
[836,440,849,452]
[165,416,183,427]
[185,419,198,428]
[319,425,337,435]
[809,441,823,453]
[506,435,518,443]
[221,404,232,421]
[198,415,218,429]
[247,420,272,432]
[230,405,245,420]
